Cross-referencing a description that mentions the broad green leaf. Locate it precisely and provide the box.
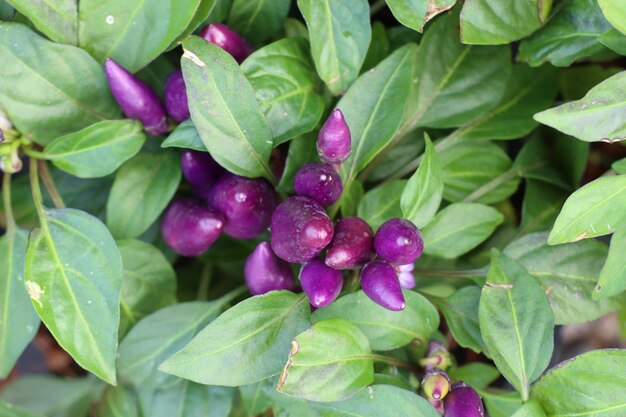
[531,349,626,417]
[505,232,620,324]
[548,174,626,244]
[181,37,274,180]
[480,389,523,417]
[160,291,310,386]
[599,0,626,35]
[338,44,418,189]
[298,0,371,95]
[560,65,623,101]
[460,0,551,45]
[599,28,626,55]
[227,0,290,45]
[78,0,201,72]
[518,180,569,236]
[368,129,424,181]
[170,0,218,47]
[240,378,273,416]
[106,152,181,239]
[357,180,406,231]
[312,290,439,351]
[118,300,229,390]
[44,120,145,178]
[518,0,613,67]
[98,386,138,417]
[0,401,46,417]
[340,179,364,217]
[479,250,554,400]
[0,23,119,145]
[161,120,206,151]
[386,0,456,33]
[448,363,500,390]
[595,228,626,299]
[535,71,626,143]
[0,229,39,378]
[25,208,123,384]
[362,21,390,72]
[242,37,325,145]
[422,203,504,258]
[401,134,442,228]
[511,400,547,417]
[276,133,318,194]
[5,0,77,44]
[277,318,373,402]
[117,239,177,336]
[139,382,233,417]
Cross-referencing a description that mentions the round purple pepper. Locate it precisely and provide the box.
[244,242,295,295]
[294,162,343,207]
[270,196,334,263]
[360,261,406,311]
[318,109,351,165]
[325,216,375,270]
[161,198,224,257]
[209,174,278,239]
[443,382,485,417]
[299,259,343,308]
[374,218,424,265]
[181,150,224,199]
[200,23,254,64]
[164,70,190,122]
[104,59,168,135]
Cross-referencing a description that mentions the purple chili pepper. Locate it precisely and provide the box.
[299,258,343,308]
[443,382,485,417]
[244,242,295,295]
[199,23,254,64]
[360,260,406,311]
[318,109,351,165]
[374,218,424,265]
[325,216,375,270]
[164,69,190,122]
[294,162,343,207]
[181,150,224,199]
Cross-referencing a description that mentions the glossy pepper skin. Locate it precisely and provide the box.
[181,150,224,199]
[317,109,351,165]
[164,70,190,122]
[325,216,375,270]
[360,261,406,311]
[374,218,424,265]
[209,174,278,239]
[294,162,343,207]
[104,59,168,135]
[270,196,334,263]
[299,259,343,308]
[443,382,485,417]
[244,242,295,295]
[161,198,224,257]
[200,23,253,63]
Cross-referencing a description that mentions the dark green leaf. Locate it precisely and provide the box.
[594,228,626,299]
[560,65,623,101]
[386,0,456,33]
[448,363,500,389]
[367,129,424,181]
[227,0,290,45]
[161,120,206,151]
[139,382,233,417]
[239,378,273,416]
[599,0,626,35]
[170,0,218,47]
[276,133,318,194]
[362,21,390,72]
[357,180,406,231]
[479,389,523,417]
[0,401,46,417]
[5,0,77,44]
[98,386,138,417]
[518,180,569,236]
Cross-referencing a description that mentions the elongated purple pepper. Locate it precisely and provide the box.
[104,59,168,135]
[325,216,375,270]
[443,382,485,417]
[161,198,224,256]
[164,70,190,122]
[209,174,278,239]
[244,242,295,295]
[200,23,254,63]
[300,259,343,308]
[270,196,334,263]
[374,218,424,265]
[318,109,351,165]
[360,261,406,311]
[181,150,224,199]
[294,162,343,207]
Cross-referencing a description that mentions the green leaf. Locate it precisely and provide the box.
[5,0,77,44]
[44,120,145,179]
[599,0,626,35]
[25,208,123,384]
[0,229,39,378]
[505,232,620,325]
[535,71,626,143]
[97,386,138,417]
[531,349,626,417]
[239,378,273,416]
[614,158,626,174]
[340,179,364,217]
[422,203,504,258]
[357,180,406,231]
[548,174,626,244]
[599,28,626,55]
[181,37,274,180]
[78,0,201,72]
[511,400,547,417]
[519,180,569,236]
[117,239,177,336]
[276,133,318,194]
[170,0,218,47]
[560,65,623,101]
[0,401,46,417]
[595,228,626,299]
[297,0,371,95]
[362,21,390,72]
[160,291,310,386]
[401,134,443,228]
[479,250,554,400]
[106,152,181,239]
[480,389,523,417]
[242,37,325,145]
[448,363,500,390]
[0,23,119,145]
[227,0,290,46]
[386,0,456,33]
[277,318,373,402]
[161,120,206,151]
[368,129,424,181]
[312,290,439,351]
[460,0,550,45]
[518,0,613,67]
[138,382,233,417]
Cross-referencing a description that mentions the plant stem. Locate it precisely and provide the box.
[37,160,65,208]
[370,354,419,372]
[22,148,49,160]
[2,172,15,236]
[197,262,213,301]
[29,158,46,220]
[414,267,489,278]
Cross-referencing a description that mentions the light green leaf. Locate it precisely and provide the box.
[170,0,218,47]
[357,180,406,231]
[599,28,626,55]
[613,158,626,174]
[161,120,206,152]
[97,386,138,417]
[5,0,77,44]
[599,0,626,35]
[386,0,456,33]
[595,228,626,299]
[0,401,46,417]
[448,363,500,390]
[511,400,547,417]
[227,0,290,45]
[139,382,233,417]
